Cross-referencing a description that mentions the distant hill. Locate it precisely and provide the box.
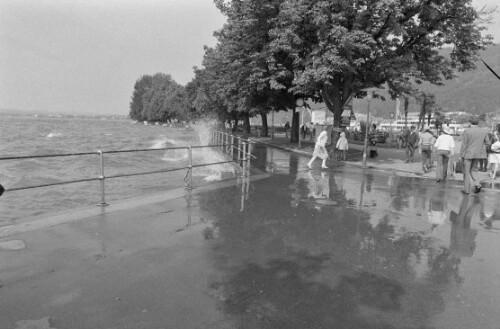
[426,44,500,113]
[352,44,500,118]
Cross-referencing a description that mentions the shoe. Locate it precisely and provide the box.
[321,165,328,169]
[307,164,312,169]
[474,185,482,193]
[461,190,470,195]
[436,179,441,182]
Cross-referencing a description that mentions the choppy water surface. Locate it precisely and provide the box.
[0,115,233,223]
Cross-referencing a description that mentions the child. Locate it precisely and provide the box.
[307,130,329,169]
[336,132,349,161]
[488,132,500,180]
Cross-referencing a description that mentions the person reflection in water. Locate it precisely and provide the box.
[449,196,480,259]
[479,192,500,229]
[307,171,331,210]
[427,187,447,231]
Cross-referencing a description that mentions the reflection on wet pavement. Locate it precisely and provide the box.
[196,144,500,329]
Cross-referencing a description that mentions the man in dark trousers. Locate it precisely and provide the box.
[406,125,419,163]
[460,117,489,194]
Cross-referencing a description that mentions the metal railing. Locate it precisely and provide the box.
[0,132,254,206]
[212,130,257,176]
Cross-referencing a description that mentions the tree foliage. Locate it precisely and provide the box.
[129,73,186,122]
[268,0,492,126]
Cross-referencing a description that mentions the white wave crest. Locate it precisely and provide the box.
[190,121,238,180]
[149,137,178,149]
[46,132,63,138]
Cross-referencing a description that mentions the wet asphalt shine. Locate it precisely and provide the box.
[0,143,499,329]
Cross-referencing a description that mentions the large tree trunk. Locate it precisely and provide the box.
[322,77,352,128]
[243,115,251,134]
[404,97,409,127]
[290,109,299,143]
[260,110,268,137]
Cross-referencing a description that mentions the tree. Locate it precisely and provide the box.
[129,75,153,121]
[269,0,492,127]
[212,0,298,136]
[415,92,437,129]
[131,73,185,123]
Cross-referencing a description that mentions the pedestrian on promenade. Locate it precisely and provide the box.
[460,117,489,194]
[284,121,290,138]
[487,131,500,180]
[369,124,379,158]
[336,132,349,161]
[406,125,419,163]
[300,124,307,139]
[419,126,435,173]
[402,126,410,148]
[307,130,329,169]
[434,126,455,182]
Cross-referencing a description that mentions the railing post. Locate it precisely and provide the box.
[241,142,247,177]
[231,135,234,160]
[97,150,108,207]
[223,132,226,154]
[237,137,242,167]
[246,141,251,176]
[185,146,194,189]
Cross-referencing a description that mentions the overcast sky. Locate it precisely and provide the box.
[0,0,499,115]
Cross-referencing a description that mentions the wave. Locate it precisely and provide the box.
[190,121,238,179]
[148,136,190,162]
[46,132,63,138]
[149,136,179,149]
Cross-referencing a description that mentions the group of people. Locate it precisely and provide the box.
[404,118,500,194]
[306,118,500,196]
[459,118,500,194]
[307,130,349,169]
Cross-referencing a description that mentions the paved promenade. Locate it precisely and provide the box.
[1,141,499,329]
[249,133,498,188]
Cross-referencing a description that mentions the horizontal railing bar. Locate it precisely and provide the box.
[103,146,189,154]
[5,177,99,192]
[0,144,250,161]
[0,152,98,160]
[191,160,235,168]
[106,166,187,179]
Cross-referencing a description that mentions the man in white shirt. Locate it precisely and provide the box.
[434,126,455,182]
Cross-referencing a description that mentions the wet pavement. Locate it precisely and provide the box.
[1,143,500,329]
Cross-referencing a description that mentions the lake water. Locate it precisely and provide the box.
[0,115,234,224]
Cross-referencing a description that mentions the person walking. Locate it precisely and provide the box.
[284,121,290,138]
[460,117,489,194]
[488,131,500,180]
[406,125,419,163]
[419,126,435,173]
[307,130,329,169]
[434,126,455,182]
[336,132,349,161]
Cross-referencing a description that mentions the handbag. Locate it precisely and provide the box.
[421,144,431,151]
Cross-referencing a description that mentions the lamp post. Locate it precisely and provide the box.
[362,90,374,168]
[296,98,304,147]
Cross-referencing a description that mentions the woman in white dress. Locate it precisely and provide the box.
[307,130,329,169]
[488,132,500,179]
